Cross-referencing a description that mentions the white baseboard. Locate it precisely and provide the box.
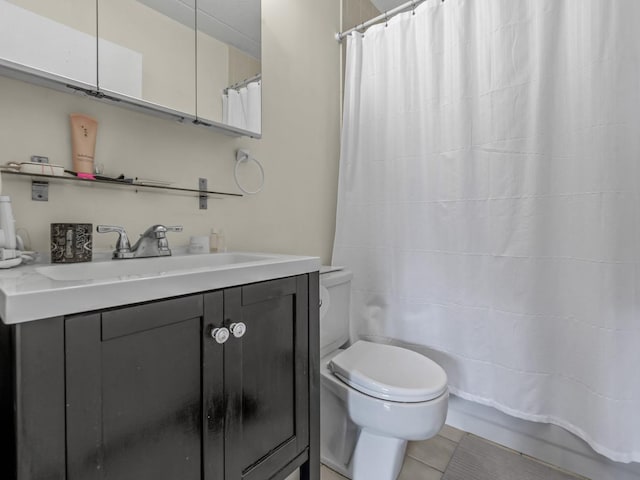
[447,395,640,480]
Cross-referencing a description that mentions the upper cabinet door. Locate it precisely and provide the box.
[196,0,262,136]
[97,0,196,117]
[0,0,97,88]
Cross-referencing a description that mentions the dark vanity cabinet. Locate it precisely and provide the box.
[0,273,320,480]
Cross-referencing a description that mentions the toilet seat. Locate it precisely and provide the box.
[329,341,448,403]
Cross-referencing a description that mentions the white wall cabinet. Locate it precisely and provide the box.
[0,0,261,137]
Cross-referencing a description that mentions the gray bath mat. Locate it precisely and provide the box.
[442,435,583,480]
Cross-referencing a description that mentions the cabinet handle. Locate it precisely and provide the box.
[211,327,230,344]
[229,322,247,338]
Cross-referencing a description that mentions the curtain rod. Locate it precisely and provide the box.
[336,0,431,42]
[224,73,261,94]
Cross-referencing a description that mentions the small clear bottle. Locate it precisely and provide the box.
[216,229,226,253]
[209,229,218,253]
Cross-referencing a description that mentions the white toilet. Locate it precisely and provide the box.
[320,267,449,480]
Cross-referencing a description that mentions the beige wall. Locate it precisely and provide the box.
[9,0,95,35]
[0,0,341,264]
[343,0,381,29]
[228,46,262,86]
[197,30,230,122]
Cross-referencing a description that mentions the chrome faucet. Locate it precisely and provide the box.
[97,224,183,259]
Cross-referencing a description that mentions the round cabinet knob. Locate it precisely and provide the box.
[211,327,230,344]
[229,322,247,338]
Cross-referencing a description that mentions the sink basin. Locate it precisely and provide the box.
[35,253,275,281]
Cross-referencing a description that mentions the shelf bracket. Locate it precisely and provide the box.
[32,181,49,201]
[30,156,50,201]
[199,178,207,210]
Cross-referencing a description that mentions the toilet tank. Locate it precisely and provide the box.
[319,268,353,358]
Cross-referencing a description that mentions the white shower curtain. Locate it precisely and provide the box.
[333,0,640,463]
[222,80,262,133]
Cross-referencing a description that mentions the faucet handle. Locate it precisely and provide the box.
[145,225,182,239]
[97,225,125,234]
[155,226,181,253]
[96,225,132,256]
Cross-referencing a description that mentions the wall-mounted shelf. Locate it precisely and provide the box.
[1,169,243,204]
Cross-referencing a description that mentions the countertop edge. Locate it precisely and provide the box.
[1,255,321,324]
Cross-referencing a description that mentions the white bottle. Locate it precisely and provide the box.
[0,196,17,250]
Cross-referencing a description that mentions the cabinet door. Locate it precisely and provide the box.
[97,0,196,116]
[224,275,309,480]
[65,294,223,480]
[196,0,262,134]
[0,0,97,88]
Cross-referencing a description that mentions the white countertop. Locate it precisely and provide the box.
[0,252,320,324]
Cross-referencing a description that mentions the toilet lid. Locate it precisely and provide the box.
[328,341,448,403]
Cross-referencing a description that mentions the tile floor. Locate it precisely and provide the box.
[320,425,588,480]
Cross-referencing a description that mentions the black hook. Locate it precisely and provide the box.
[412,0,416,15]
[385,11,389,27]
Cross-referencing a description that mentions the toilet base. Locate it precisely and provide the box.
[351,430,407,480]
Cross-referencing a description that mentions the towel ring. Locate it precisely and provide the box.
[234,149,265,195]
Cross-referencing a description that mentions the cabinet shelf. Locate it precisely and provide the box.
[1,169,243,198]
